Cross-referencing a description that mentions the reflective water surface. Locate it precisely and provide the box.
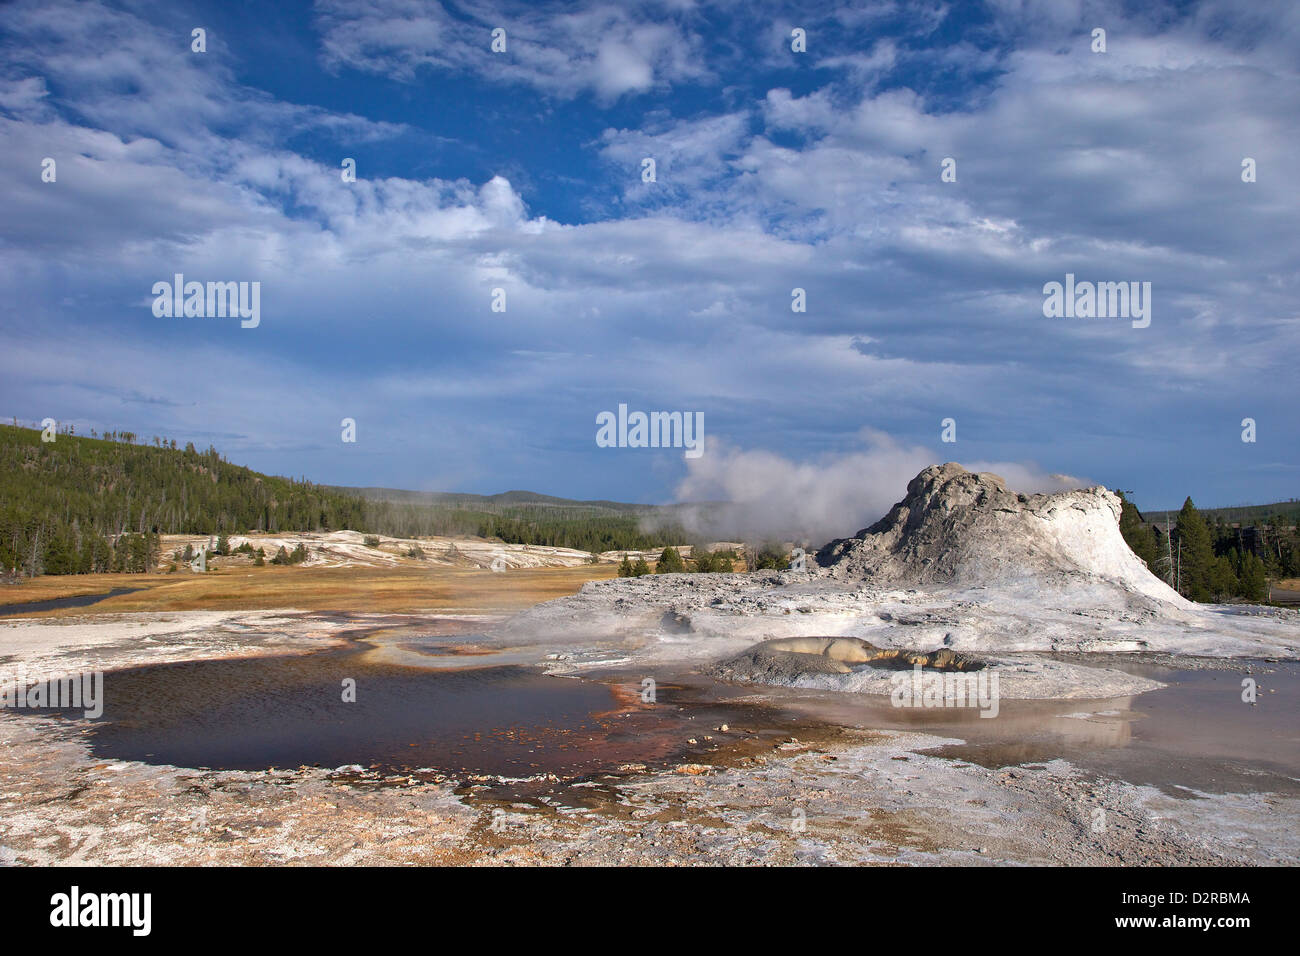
[30,629,1300,798]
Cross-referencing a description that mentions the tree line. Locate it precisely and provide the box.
[358,500,693,556]
[1,424,364,576]
[616,543,790,576]
[0,423,696,578]
[1119,493,1298,602]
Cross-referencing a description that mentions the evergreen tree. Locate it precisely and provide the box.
[1174,497,1214,601]
[692,549,736,573]
[1117,493,1158,569]
[1238,551,1268,601]
[1285,529,1300,577]
[617,555,634,577]
[751,542,789,571]
[631,557,651,577]
[1260,527,1283,578]
[655,546,686,573]
[1209,554,1239,601]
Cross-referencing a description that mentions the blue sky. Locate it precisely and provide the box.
[1,0,1297,527]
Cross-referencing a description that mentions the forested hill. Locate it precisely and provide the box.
[1,423,364,575]
[0,423,692,576]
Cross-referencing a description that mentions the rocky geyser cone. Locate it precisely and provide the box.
[815,463,1187,606]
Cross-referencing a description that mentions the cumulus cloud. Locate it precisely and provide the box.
[0,0,1296,508]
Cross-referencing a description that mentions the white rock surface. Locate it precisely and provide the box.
[500,464,1300,692]
[816,462,1190,610]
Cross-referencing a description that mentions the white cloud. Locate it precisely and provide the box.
[315,0,712,102]
[0,0,1296,505]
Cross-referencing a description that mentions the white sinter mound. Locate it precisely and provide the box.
[815,462,1191,610]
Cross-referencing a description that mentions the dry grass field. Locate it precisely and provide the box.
[0,563,616,616]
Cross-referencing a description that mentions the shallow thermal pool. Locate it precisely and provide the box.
[24,630,1300,799]
[764,657,1300,798]
[32,633,769,779]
